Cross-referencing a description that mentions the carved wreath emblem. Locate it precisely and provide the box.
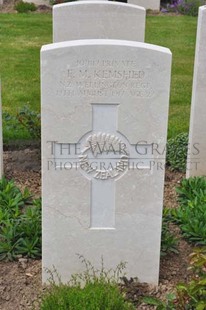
[79,132,129,180]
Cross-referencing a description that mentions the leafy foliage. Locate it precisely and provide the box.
[15,1,37,13]
[173,0,205,16]
[166,133,188,172]
[162,0,205,16]
[175,247,206,309]
[41,257,135,310]
[172,177,206,245]
[16,106,41,139]
[176,177,206,206]
[0,178,41,261]
[142,294,176,310]
[161,209,179,257]
[3,106,41,141]
[143,248,206,309]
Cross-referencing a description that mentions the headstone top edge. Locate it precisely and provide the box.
[41,39,171,55]
[53,1,146,11]
[199,5,206,12]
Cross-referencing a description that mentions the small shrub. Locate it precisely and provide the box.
[0,178,41,261]
[3,106,40,141]
[175,247,206,309]
[17,106,40,139]
[15,1,37,13]
[161,215,179,257]
[143,248,206,309]
[3,112,23,141]
[142,294,176,310]
[177,0,205,16]
[176,177,206,206]
[166,133,188,172]
[41,257,135,310]
[173,177,206,245]
[167,0,205,16]
[189,247,206,276]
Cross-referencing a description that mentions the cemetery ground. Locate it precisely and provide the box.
[0,148,193,309]
[0,8,206,310]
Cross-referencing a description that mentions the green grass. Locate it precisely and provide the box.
[146,15,197,138]
[0,13,52,140]
[0,13,197,140]
[41,282,135,310]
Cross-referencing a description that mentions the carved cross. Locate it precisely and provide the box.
[50,104,152,229]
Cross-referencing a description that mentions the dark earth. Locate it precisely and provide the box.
[0,148,193,309]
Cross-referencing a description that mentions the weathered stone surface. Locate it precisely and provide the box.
[187,6,206,177]
[53,1,145,42]
[41,39,172,285]
[128,0,160,10]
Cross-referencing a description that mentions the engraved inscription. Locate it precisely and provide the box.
[56,59,154,98]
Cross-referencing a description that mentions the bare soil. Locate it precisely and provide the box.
[0,148,194,309]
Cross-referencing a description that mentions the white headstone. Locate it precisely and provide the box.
[0,81,3,178]
[41,39,172,285]
[187,6,206,177]
[53,1,145,42]
[128,0,160,10]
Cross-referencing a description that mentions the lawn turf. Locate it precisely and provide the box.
[0,13,197,140]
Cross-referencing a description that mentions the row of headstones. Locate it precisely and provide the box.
[52,1,206,178]
[0,0,160,10]
[79,0,160,10]
[41,2,206,285]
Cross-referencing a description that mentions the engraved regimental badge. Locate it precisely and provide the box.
[79,132,129,180]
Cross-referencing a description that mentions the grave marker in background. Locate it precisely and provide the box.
[53,1,145,42]
[41,39,172,285]
[128,0,160,10]
[187,6,206,177]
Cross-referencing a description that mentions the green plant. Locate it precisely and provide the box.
[143,248,206,309]
[0,178,41,260]
[176,177,206,206]
[3,112,19,133]
[41,257,135,310]
[17,106,41,139]
[175,247,206,309]
[164,0,205,16]
[166,133,188,172]
[3,106,41,141]
[161,220,179,257]
[172,177,206,245]
[174,0,205,16]
[142,294,176,310]
[15,1,37,13]
[189,247,206,275]
[161,209,179,257]
[0,220,21,261]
